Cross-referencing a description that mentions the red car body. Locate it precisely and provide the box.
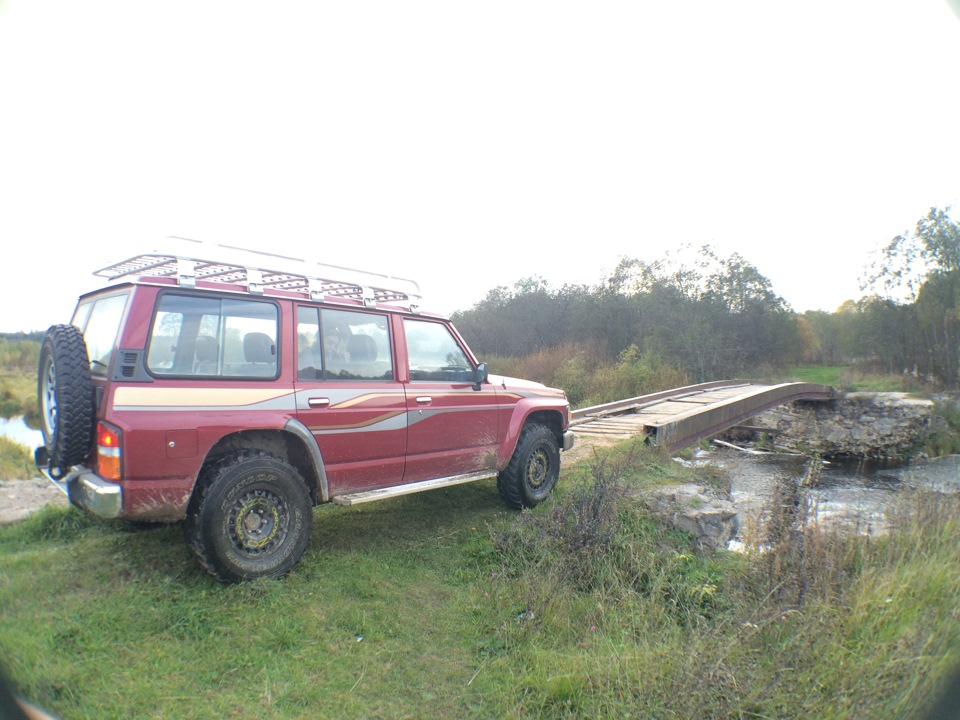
[36,239,573,580]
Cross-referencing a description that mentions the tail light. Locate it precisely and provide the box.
[96,422,122,481]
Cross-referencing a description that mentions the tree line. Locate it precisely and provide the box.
[2,205,957,398]
[452,207,960,393]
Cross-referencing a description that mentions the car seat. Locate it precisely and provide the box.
[194,335,219,374]
[346,334,377,362]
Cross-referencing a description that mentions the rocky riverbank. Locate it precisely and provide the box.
[756,392,941,459]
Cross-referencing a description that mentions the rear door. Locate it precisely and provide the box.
[293,305,407,495]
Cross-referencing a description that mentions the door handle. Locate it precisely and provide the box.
[308,397,331,408]
[416,396,432,405]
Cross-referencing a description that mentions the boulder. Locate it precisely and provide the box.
[644,483,740,550]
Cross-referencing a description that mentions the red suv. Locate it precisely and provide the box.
[35,238,573,582]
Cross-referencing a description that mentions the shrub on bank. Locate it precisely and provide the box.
[483,442,960,718]
[0,437,34,481]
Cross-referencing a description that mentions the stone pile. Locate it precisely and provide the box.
[643,483,740,549]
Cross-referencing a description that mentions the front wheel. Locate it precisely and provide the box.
[184,451,313,583]
[497,423,560,510]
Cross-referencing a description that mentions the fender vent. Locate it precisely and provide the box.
[120,351,139,378]
[112,349,145,381]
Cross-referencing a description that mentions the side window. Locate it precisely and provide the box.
[321,308,392,381]
[404,319,473,382]
[71,300,93,331]
[147,294,279,379]
[76,293,128,377]
[297,306,321,381]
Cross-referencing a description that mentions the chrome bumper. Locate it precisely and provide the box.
[562,430,575,452]
[37,462,123,519]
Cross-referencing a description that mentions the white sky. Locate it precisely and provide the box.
[1,1,959,333]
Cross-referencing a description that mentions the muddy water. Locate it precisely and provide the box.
[693,448,960,541]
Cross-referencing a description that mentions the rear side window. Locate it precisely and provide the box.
[73,292,129,377]
[147,294,279,379]
[296,306,392,381]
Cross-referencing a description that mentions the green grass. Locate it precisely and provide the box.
[2,442,959,719]
[0,436,36,480]
[787,365,940,395]
[790,364,849,386]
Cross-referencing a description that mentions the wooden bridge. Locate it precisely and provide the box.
[570,380,838,451]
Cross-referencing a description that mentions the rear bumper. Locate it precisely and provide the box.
[36,454,123,519]
[562,430,575,452]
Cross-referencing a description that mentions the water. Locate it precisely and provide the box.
[694,446,960,541]
[0,416,43,450]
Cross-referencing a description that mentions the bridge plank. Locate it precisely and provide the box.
[570,381,836,451]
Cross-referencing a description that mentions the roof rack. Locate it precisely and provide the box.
[93,236,422,310]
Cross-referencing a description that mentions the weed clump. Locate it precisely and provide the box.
[491,446,730,630]
[492,471,627,593]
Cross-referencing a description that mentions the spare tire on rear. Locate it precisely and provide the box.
[38,324,96,477]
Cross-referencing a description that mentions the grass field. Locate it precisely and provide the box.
[2,441,958,719]
[788,365,934,394]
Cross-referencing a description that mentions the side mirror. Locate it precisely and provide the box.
[472,362,488,391]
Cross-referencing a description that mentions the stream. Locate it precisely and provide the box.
[697,445,960,541]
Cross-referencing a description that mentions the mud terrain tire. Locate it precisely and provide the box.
[38,324,95,476]
[497,423,560,509]
[185,451,313,583]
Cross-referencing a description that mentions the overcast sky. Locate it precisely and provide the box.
[1,1,958,334]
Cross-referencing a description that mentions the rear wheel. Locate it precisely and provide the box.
[184,451,313,583]
[497,423,560,509]
[37,324,95,477]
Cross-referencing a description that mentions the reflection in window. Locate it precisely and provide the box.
[320,308,393,381]
[80,293,129,377]
[147,294,279,379]
[404,319,472,382]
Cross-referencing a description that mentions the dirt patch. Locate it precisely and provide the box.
[563,434,622,465]
[0,477,68,524]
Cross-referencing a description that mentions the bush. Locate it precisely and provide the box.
[583,345,689,406]
[0,371,38,422]
[0,437,36,481]
[491,441,729,628]
[926,400,960,456]
[485,343,693,409]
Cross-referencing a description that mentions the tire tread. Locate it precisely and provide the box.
[39,324,95,471]
[497,423,559,510]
